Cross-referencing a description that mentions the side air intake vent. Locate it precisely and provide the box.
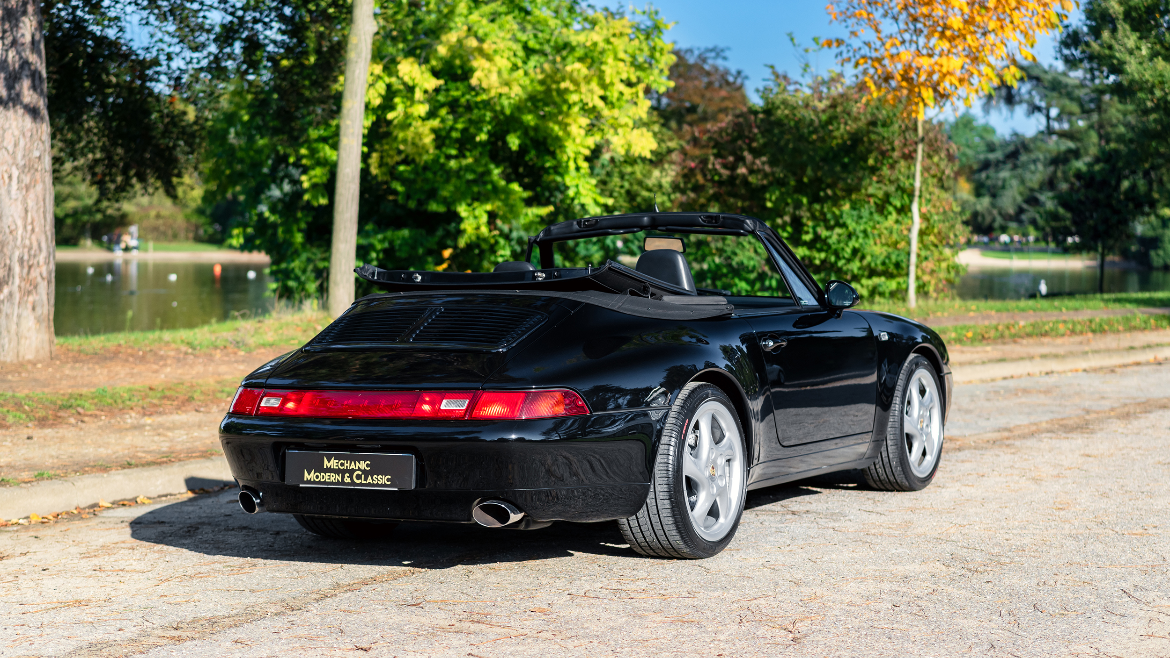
[311,302,545,351]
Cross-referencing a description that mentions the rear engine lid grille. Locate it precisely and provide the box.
[310,302,546,351]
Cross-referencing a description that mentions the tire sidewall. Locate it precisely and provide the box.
[665,384,748,558]
[890,355,943,489]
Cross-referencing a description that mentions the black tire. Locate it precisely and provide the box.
[619,383,748,559]
[864,354,944,492]
[293,514,398,540]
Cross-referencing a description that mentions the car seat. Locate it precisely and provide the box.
[635,249,697,293]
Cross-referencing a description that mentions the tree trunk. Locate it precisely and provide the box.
[907,115,924,309]
[1097,243,1105,294]
[0,0,55,362]
[327,0,376,317]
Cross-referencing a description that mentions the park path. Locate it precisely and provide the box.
[1,360,1168,657]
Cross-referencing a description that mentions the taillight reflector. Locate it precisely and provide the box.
[229,387,263,415]
[254,390,478,419]
[236,388,589,420]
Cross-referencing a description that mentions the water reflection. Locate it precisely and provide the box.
[55,260,273,336]
[958,266,1170,299]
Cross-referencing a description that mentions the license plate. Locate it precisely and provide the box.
[285,451,416,491]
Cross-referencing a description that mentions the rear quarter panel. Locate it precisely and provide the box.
[484,305,770,465]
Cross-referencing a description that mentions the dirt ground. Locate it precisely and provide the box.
[1,374,1167,657]
[947,328,1170,366]
[0,412,225,483]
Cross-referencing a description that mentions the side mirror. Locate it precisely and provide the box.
[825,280,860,309]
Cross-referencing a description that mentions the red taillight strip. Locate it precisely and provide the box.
[231,388,590,420]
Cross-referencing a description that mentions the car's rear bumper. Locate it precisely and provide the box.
[219,410,662,523]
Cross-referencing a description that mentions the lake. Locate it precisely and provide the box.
[55,258,273,336]
[957,266,1170,300]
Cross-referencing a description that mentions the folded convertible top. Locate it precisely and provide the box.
[354,261,734,319]
[357,289,734,320]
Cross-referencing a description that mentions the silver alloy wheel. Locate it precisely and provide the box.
[904,368,943,478]
[682,400,745,542]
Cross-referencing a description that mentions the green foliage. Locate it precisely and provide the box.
[675,73,965,298]
[205,0,674,298]
[45,0,200,200]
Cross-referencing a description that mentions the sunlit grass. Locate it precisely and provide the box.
[57,305,329,355]
[936,312,1170,347]
[976,249,1085,260]
[0,378,239,427]
[863,291,1170,320]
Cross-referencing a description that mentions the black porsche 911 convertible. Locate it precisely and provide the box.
[221,212,951,558]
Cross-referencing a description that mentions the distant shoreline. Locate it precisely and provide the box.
[55,248,270,264]
[957,248,1139,270]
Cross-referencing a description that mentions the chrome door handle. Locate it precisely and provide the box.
[761,337,788,352]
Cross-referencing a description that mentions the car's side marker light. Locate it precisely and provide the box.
[231,388,589,420]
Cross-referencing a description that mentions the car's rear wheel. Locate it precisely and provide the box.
[864,354,944,491]
[293,514,398,540]
[619,382,747,559]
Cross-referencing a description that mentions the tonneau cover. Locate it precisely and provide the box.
[356,290,734,320]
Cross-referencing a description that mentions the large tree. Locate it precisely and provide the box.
[327,0,376,317]
[826,0,1072,306]
[208,0,673,298]
[1,0,55,362]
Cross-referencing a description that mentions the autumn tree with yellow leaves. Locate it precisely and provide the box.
[825,0,1073,307]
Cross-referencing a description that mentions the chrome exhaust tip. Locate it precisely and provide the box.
[472,499,524,528]
[238,489,264,514]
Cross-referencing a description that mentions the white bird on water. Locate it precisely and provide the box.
[1039,279,1048,296]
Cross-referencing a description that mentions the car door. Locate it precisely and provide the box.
[749,238,878,446]
[748,309,877,446]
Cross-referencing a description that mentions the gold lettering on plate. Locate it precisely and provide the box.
[303,469,346,483]
[302,458,394,486]
[322,457,371,471]
[351,471,393,486]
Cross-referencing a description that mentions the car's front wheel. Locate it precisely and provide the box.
[619,382,747,559]
[293,514,398,540]
[864,354,944,491]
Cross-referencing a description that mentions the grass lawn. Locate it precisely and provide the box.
[141,241,231,252]
[862,291,1170,320]
[56,241,238,253]
[936,312,1170,347]
[58,308,330,355]
[977,249,1086,260]
[0,377,239,427]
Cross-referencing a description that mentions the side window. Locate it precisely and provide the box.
[686,234,793,299]
[764,240,820,306]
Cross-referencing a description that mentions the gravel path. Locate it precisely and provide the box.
[3,364,1169,657]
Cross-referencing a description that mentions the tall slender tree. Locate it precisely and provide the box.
[328,0,376,317]
[0,0,55,362]
[826,0,1071,307]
